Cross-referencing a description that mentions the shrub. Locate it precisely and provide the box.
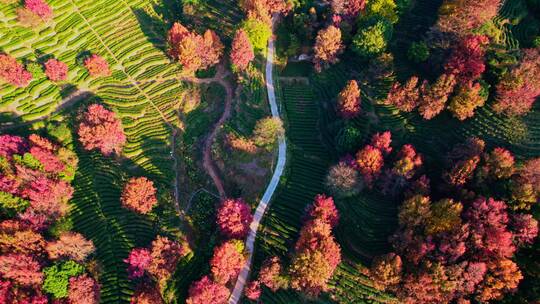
[42,261,85,298]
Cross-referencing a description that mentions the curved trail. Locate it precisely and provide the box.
[229,18,287,303]
[181,64,232,199]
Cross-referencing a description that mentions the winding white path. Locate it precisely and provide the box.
[228,18,287,303]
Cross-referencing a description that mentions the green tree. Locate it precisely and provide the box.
[364,0,399,24]
[241,18,272,52]
[252,117,285,149]
[43,261,85,298]
[407,41,429,63]
[352,17,393,59]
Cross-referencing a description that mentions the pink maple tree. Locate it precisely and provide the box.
[68,275,101,304]
[46,232,95,262]
[24,0,53,20]
[216,198,253,239]
[124,248,152,279]
[44,59,68,82]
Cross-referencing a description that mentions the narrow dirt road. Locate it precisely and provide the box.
[228,17,287,303]
[181,64,232,199]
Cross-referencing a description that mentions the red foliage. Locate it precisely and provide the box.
[0,226,45,256]
[240,0,292,23]
[22,177,73,220]
[210,240,246,284]
[307,194,339,227]
[290,196,341,296]
[0,54,32,87]
[258,256,285,292]
[44,59,68,82]
[418,74,457,120]
[494,47,540,116]
[84,55,111,77]
[167,22,191,59]
[444,35,489,84]
[121,177,158,214]
[199,30,224,70]
[244,280,261,301]
[355,145,384,187]
[510,213,538,246]
[392,144,423,178]
[313,26,344,72]
[30,146,65,173]
[0,253,42,286]
[337,80,361,118]
[289,217,341,296]
[24,0,53,20]
[167,22,223,72]
[0,135,27,158]
[68,275,100,304]
[520,157,540,192]
[124,248,152,279]
[216,198,253,239]
[445,156,480,186]
[186,276,229,304]
[230,29,255,71]
[464,197,516,259]
[46,232,95,262]
[130,282,163,304]
[148,236,188,281]
[437,0,502,34]
[477,259,522,302]
[370,131,392,155]
[385,77,421,112]
[481,147,515,179]
[78,104,126,156]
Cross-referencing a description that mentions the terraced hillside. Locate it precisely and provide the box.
[0,0,186,180]
[1,1,191,302]
[253,81,395,303]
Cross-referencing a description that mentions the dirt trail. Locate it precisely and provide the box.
[181,63,233,199]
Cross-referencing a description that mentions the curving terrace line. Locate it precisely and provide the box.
[228,17,287,303]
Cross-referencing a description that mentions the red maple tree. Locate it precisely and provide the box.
[78,104,126,156]
[121,177,158,215]
[337,80,361,118]
[230,29,255,71]
[186,276,229,304]
[46,232,95,262]
[84,55,111,77]
[124,248,152,279]
[0,54,32,87]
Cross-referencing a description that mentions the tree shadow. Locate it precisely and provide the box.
[133,8,169,54]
